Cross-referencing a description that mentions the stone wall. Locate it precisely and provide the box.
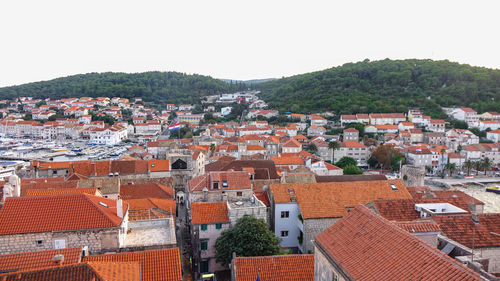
[478,247,500,273]
[314,244,349,281]
[0,228,121,255]
[189,190,253,203]
[228,205,267,225]
[303,217,339,254]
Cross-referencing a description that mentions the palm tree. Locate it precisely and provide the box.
[445,163,456,177]
[474,161,482,176]
[308,143,318,155]
[328,141,340,163]
[482,157,492,175]
[464,160,474,176]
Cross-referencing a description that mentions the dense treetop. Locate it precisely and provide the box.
[0,71,246,106]
[256,59,500,118]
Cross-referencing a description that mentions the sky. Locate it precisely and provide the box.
[1,0,499,87]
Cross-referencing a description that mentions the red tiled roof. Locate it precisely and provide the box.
[254,191,270,207]
[0,194,123,235]
[395,220,442,233]
[25,188,99,196]
[271,156,304,165]
[189,171,251,191]
[343,127,358,132]
[84,248,182,281]
[0,247,82,272]
[246,145,266,151]
[270,180,411,219]
[433,213,500,248]
[460,107,477,113]
[120,183,174,200]
[371,198,473,222]
[283,139,301,148]
[234,255,314,281]
[191,202,229,224]
[315,205,481,281]
[341,141,366,148]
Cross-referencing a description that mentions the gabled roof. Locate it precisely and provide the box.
[282,139,301,148]
[84,248,182,281]
[191,202,229,224]
[206,160,279,180]
[270,180,411,219]
[25,187,99,196]
[0,194,123,235]
[0,247,82,272]
[271,156,304,165]
[395,220,442,233]
[233,255,314,281]
[315,205,481,281]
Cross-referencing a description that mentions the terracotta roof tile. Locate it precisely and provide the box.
[84,248,182,281]
[148,160,170,172]
[189,171,251,192]
[271,156,304,165]
[433,213,500,248]
[25,188,99,196]
[315,205,481,281]
[234,255,314,281]
[270,180,411,219]
[254,190,270,207]
[88,262,142,281]
[371,198,473,221]
[191,202,229,224]
[120,183,174,200]
[246,145,266,151]
[0,194,123,235]
[0,247,82,272]
[395,220,442,233]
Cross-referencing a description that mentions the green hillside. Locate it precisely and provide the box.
[0,72,246,106]
[256,59,500,118]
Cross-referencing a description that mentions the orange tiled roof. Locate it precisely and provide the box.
[120,183,174,200]
[84,248,182,281]
[271,156,304,165]
[25,187,99,196]
[315,205,481,281]
[341,141,366,148]
[191,202,229,224]
[0,247,82,272]
[189,171,252,191]
[234,255,314,281]
[433,213,500,248]
[0,194,123,235]
[88,262,141,281]
[125,198,176,214]
[395,220,441,233]
[246,145,266,151]
[270,180,411,219]
[148,160,170,172]
[372,198,473,221]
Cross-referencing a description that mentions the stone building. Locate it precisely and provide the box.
[0,194,128,255]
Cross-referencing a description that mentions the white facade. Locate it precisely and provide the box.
[274,202,300,248]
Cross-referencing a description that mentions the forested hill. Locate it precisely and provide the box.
[0,72,246,105]
[256,59,500,117]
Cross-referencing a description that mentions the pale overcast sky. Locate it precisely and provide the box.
[0,0,499,87]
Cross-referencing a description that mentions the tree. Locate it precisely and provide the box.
[367,156,379,168]
[371,145,403,170]
[215,215,281,267]
[474,161,482,176]
[328,141,340,163]
[482,157,492,175]
[335,156,357,168]
[307,143,318,154]
[343,164,363,175]
[464,160,474,176]
[209,143,216,157]
[440,148,446,177]
[445,163,456,177]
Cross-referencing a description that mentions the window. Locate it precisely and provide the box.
[200,260,209,273]
[201,224,207,231]
[213,182,219,189]
[216,223,222,229]
[53,239,66,249]
[52,171,57,175]
[222,180,228,188]
[281,211,289,218]
[281,231,289,237]
[332,273,339,281]
[236,192,242,197]
[200,240,208,251]
[36,240,43,247]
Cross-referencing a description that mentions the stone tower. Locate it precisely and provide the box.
[401,165,425,187]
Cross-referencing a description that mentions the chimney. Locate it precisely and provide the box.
[52,254,64,266]
[116,199,123,218]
